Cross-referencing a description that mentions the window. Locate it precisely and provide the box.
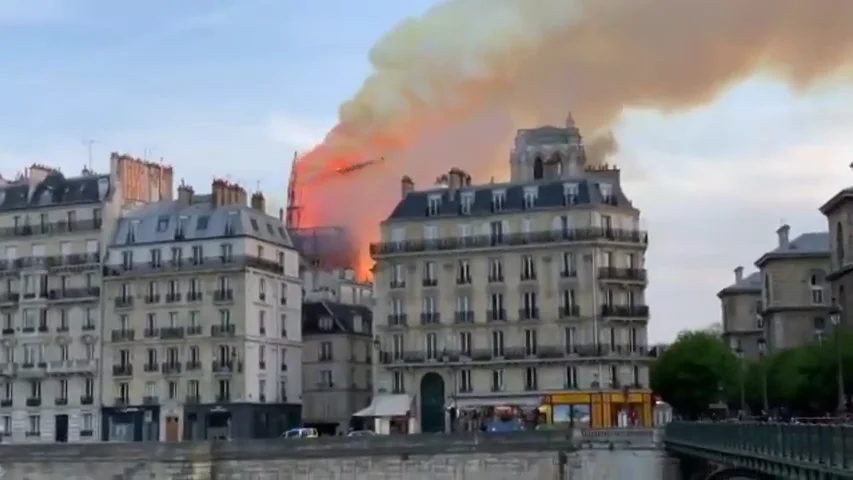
[218,380,230,399]
[810,274,824,304]
[524,329,537,355]
[279,380,288,401]
[320,342,332,360]
[522,292,538,319]
[560,289,576,316]
[259,311,266,335]
[392,334,404,359]
[524,367,537,390]
[57,379,68,399]
[425,333,438,360]
[280,282,288,305]
[168,280,178,296]
[320,370,333,387]
[259,278,266,300]
[426,195,441,216]
[84,379,94,397]
[82,413,93,432]
[459,331,472,356]
[561,252,575,276]
[565,366,578,388]
[259,345,266,368]
[459,369,472,392]
[491,369,504,391]
[149,248,161,267]
[156,216,169,232]
[491,190,506,212]
[29,380,41,399]
[258,379,266,400]
[392,371,405,393]
[188,380,200,397]
[2,415,11,435]
[460,193,474,215]
[491,330,504,356]
[170,247,182,265]
[422,295,437,314]
[521,255,536,280]
[121,251,133,269]
[609,365,619,387]
[192,245,204,264]
[3,382,12,400]
[488,258,503,282]
[220,243,233,262]
[457,260,471,284]
[563,182,579,205]
[28,415,40,435]
[489,293,505,320]
[522,187,537,209]
[632,366,641,386]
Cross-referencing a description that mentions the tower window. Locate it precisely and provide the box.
[533,157,543,179]
[491,190,506,212]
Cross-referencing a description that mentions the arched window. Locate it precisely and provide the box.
[533,157,543,180]
[809,272,824,304]
[763,273,771,306]
[836,221,845,266]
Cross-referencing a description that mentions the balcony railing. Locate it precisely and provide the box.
[370,228,648,256]
[558,305,581,318]
[379,344,658,365]
[103,255,284,277]
[211,325,236,337]
[161,362,181,374]
[47,287,100,301]
[111,329,135,342]
[454,311,474,324]
[213,289,234,303]
[112,364,133,376]
[212,361,242,373]
[0,219,101,239]
[0,293,20,304]
[160,327,185,339]
[114,296,133,309]
[600,304,650,318]
[598,267,648,282]
[420,312,440,325]
[387,314,407,326]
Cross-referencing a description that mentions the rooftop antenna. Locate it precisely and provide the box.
[82,138,97,170]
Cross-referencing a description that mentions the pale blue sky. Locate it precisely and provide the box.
[2,0,853,341]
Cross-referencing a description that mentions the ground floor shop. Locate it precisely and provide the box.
[540,389,654,428]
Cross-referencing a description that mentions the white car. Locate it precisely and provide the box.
[347,430,376,437]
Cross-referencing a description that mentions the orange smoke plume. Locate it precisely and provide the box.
[294,0,853,278]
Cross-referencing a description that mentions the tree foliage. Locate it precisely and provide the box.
[650,330,739,419]
[652,329,853,417]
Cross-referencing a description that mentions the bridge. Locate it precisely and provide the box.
[664,422,853,479]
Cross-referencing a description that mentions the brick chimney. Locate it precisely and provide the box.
[250,192,266,213]
[211,179,227,207]
[230,183,247,206]
[734,266,743,282]
[401,175,414,198]
[177,180,194,206]
[776,224,790,248]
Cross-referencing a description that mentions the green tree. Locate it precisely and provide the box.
[650,330,739,418]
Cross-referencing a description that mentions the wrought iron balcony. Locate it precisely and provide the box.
[487,309,507,322]
[390,280,406,289]
[187,325,202,335]
[213,289,234,303]
[111,329,135,342]
[185,361,202,371]
[103,255,284,277]
[559,269,578,279]
[0,219,101,239]
[518,308,539,321]
[0,293,19,303]
[211,324,236,337]
[114,296,133,309]
[165,293,182,303]
[160,327,185,339]
[387,314,408,326]
[143,396,159,405]
[598,267,647,282]
[112,364,133,376]
[558,305,581,318]
[161,362,181,374]
[187,291,203,301]
[54,397,68,406]
[144,294,161,304]
[454,311,474,324]
[144,328,159,338]
[45,252,100,268]
[600,304,650,318]
[212,360,242,373]
[420,312,440,325]
[379,343,658,365]
[26,397,41,407]
[370,227,648,256]
[143,363,158,373]
[185,395,201,404]
[48,287,100,301]
[80,395,94,405]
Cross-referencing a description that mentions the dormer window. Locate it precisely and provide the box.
[176,216,189,239]
[491,190,507,212]
[127,221,139,244]
[523,187,538,209]
[156,216,169,233]
[224,212,237,236]
[563,183,579,205]
[460,192,474,215]
[427,195,442,217]
[598,183,614,205]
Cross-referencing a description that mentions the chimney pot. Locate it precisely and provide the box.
[251,192,266,213]
[401,175,414,199]
[734,266,744,282]
[776,224,790,248]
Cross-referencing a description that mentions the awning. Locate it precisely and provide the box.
[353,394,412,417]
[453,395,543,408]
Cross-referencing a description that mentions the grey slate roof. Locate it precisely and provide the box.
[0,172,110,211]
[302,301,372,336]
[111,200,292,247]
[754,232,829,267]
[386,176,631,221]
[718,271,762,297]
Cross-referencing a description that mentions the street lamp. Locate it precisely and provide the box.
[830,299,846,414]
[735,345,746,415]
[757,337,769,414]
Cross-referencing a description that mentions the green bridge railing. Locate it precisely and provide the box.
[665,422,853,472]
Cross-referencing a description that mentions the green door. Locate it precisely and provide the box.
[419,372,445,433]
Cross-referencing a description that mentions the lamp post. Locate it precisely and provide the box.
[757,337,769,414]
[830,299,846,414]
[735,346,746,415]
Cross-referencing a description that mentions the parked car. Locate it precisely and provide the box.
[348,430,376,437]
[282,428,319,439]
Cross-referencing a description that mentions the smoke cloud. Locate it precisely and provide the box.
[293,0,853,275]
